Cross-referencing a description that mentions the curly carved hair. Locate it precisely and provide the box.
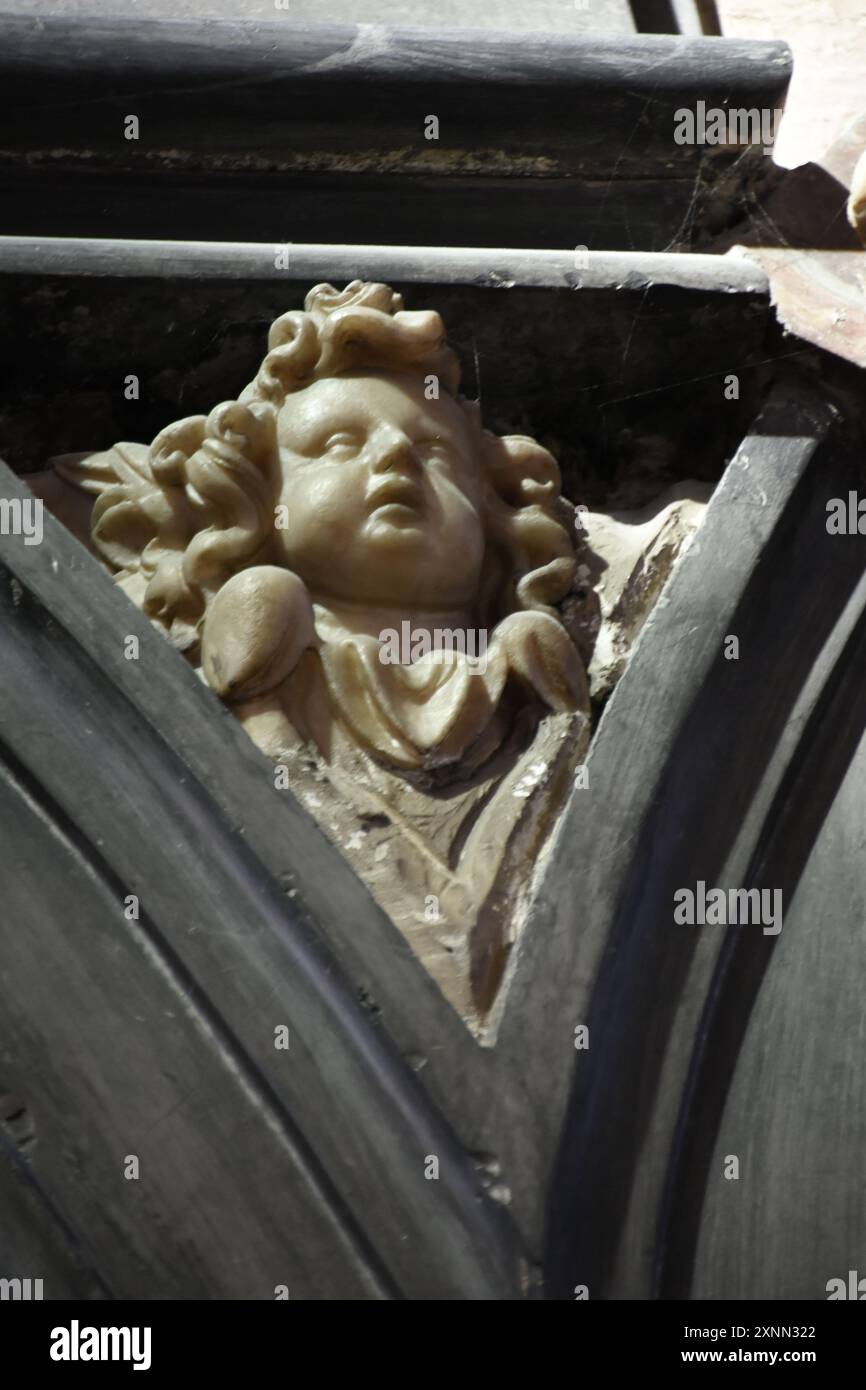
[59,281,577,655]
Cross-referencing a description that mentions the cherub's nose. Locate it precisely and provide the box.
[371,428,419,474]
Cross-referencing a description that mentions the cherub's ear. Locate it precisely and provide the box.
[480,431,563,509]
[480,432,575,613]
[201,566,318,702]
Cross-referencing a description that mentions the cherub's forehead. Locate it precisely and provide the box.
[281,371,470,437]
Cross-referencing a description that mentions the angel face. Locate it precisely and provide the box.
[274,371,485,609]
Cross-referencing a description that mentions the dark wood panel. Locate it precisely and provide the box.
[0,168,706,252]
[529,381,866,1295]
[0,17,791,180]
[0,468,526,1300]
[0,748,396,1299]
[0,255,773,493]
[0,1142,109,1300]
[668,577,866,1299]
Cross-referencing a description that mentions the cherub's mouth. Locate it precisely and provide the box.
[366,476,425,519]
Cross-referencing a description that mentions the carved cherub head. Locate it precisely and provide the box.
[62,281,587,772]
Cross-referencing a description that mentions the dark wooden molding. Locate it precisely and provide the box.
[0,240,774,478]
[0,235,770,291]
[541,380,866,1298]
[0,15,792,249]
[0,16,792,177]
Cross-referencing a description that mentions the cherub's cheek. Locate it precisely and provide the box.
[438,476,482,513]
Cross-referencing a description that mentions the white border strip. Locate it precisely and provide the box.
[0,237,770,295]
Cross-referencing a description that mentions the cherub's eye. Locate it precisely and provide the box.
[416,437,451,456]
[323,431,361,454]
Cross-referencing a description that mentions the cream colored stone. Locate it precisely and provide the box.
[847,146,866,243]
[581,483,712,700]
